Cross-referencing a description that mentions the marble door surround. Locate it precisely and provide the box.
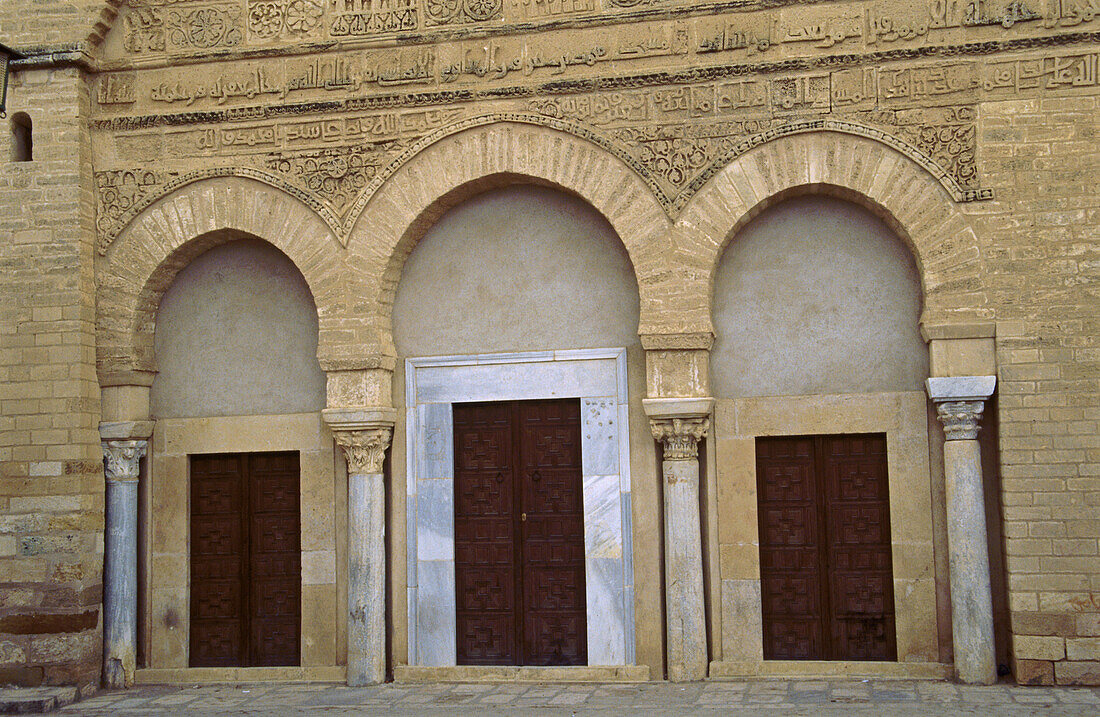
[405,349,636,667]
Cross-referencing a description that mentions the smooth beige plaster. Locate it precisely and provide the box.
[711,391,941,671]
[150,239,327,419]
[146,413,337,669]
[711,196,928,399]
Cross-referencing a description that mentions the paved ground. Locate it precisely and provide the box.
[38,679,1100,716]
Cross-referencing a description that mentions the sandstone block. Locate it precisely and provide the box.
[1015,659,1054,685]
[1067,638,1100,661]
[1055,661,1100,686]
[1014,635,1066,661]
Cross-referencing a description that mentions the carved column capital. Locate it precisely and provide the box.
[101,440,147,483]
[934,400,986,441]
[333,427,393,475]
[926,376,996,442]
[649,416,710,461]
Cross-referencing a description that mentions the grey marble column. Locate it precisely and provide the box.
[101,437,147,689]
[927,376,997,685]
[644,398,713,682]
[329,415,393,686]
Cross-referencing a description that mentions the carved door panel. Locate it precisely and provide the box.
[517,399,587,666]
[190,452,301,667]
[454,402,519,665]
[757,434,896,661]
[454,399,587,666]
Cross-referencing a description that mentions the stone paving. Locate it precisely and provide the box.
[37,679,1100,716]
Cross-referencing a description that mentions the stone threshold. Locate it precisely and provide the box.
[135,666,346,684]
[394,665,651,683]
[0,686,80,714]
[709,661,952,680]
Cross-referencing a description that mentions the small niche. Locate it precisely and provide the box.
[11,112,31,162]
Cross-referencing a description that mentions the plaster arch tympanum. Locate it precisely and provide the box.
[343,121,686,361]
[96,176,349,385]
[677,131,986,332]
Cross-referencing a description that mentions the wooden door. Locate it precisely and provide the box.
[454,399,587,666]
[757,434,896,661]
[190,452,301,667]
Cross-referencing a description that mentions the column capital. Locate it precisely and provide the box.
[644,398,714,461]
[333,427,393,474]
[101,439,147,483]
[926,376,996,441]
[649,416,710,460]
[933,400,986,441]
[325,408,397,475]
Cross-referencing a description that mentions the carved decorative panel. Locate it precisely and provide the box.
[756,434,896,662]
[190,452,301,667]
[454,398,587,666]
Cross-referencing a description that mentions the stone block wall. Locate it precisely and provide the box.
[977,95,1100,685]
[0,66,104,691]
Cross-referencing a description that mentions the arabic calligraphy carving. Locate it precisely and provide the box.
[330,0,417,35]
[98,75,137,105]
[167,6,244,49]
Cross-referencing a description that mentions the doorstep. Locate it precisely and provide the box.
[708,660,952,680]
[134,666,346,684]
[394,665,651,683]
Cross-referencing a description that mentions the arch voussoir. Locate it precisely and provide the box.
[97,176,348,383]
[344,121,673,355]
[678,131,986,331]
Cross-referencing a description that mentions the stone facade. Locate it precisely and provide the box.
[0,0,1097,691]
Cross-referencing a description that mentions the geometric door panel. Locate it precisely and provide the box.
[757,434,896,661]
[190,452,301,667]
[454,399,587,666]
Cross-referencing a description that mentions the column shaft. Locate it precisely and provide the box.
[104,479,138,688]
[662,457,707,682]
[944,438,997,684]
[100,437,147,689]
[326,414,394,687]
[927,376,998,685]
[348,471,386,686]
[644,401,712,683]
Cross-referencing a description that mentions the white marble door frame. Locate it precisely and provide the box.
[405,348,635,667]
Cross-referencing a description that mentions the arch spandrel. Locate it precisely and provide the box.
[96,176,351,382]
[342,121,677,357]
[677,131,987,332]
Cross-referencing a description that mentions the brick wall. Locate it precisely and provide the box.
[0,66,104,691]
[977,94,1100,685]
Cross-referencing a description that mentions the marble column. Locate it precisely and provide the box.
[927,376,997,685]
[643,398,713,682]
[100,434,148,689]
[326,409,394,686]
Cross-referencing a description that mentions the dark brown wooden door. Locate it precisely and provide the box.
[190,452,301,667]
[454,399,587,666]
[757,434,896,661]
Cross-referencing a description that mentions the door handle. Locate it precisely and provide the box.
[521,512,527,522]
